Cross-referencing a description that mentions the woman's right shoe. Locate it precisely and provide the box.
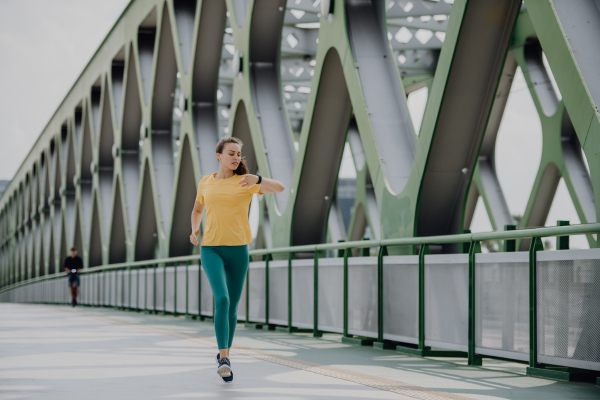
[216,356,232,378]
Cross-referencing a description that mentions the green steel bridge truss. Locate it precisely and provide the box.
[1,0,599,284]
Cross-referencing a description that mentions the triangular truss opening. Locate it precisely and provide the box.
[150,3,179,233]
[191,0,225,174]
[292,48,350,247]
[88,194,103,268]
[173,0,197,73]
[80,105,94,246]
[47,227,55,275]
[169,136,196,257]
[135,161,158,261]
[108,178,127,264]
[98,76,115,242]
[231,102,256,174]
[137,7,157,105]
[111,47,126,129]
[121,43,142,237]
[91,83,101,142]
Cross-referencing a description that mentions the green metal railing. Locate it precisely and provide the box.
[2,222,600,375]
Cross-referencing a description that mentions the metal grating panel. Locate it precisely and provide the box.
[155,267,165,312]
[291,259,314,329]
[145,268,155,311]
[318,258,344,334]
[268,260,288,326]
[165,267,175,313]
[187,265,200,315]
[248,261,266,323]
[425,254,469,352]
[116,271,124,307]
[383,255,419,344]
[537,249,600,371]
[123,270,131,308]
[130,270,138,309]
[348,257,378,338]
[176,266,187,314]
[200,266,213,317]
[238,280,247,321]
[475,252,529,361]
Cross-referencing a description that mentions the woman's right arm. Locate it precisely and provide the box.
[190,201,204,246]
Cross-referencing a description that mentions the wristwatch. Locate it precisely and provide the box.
[256,175,262,184]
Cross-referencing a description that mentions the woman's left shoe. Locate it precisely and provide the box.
[221,371,233,383]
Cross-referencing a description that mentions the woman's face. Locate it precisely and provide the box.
[217,143,242,170]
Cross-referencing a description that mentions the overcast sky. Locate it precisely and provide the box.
[0,1,588,249]
[0,0,130,180]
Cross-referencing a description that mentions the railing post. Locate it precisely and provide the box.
[185,261,189,318]
[343,247,350,338]
[287,252,293,332]
[173,263,178,316]
[198,258,202,320]
[468,240,482,366]
[374,245,389,349]
[556,220,570,250]
[265,253,272,328]
[418,244,429,351]
[163,263,167,314]
[128,266,132,310]
[313,249,322,337]
[361,238,370,257]
[461,229,471,254]
[136,266,139,310]
[153,263,157,314]
[503,225,517,252]
[245,255,250,325]
[528,237,543,369]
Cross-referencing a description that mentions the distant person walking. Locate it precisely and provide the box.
[64,247,83,307]
[190,137,284,383]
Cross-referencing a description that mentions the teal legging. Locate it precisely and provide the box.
[200,245,249,349]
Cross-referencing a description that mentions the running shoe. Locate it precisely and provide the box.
[216,355,232,378]
[221,371,233,383]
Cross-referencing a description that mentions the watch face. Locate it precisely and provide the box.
[71,269,77,273]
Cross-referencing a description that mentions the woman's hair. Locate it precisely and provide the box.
[216,137,248,175]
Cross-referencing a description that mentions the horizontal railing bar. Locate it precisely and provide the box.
[2,222,599,293]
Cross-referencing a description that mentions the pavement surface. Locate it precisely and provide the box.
[0,303,598,400]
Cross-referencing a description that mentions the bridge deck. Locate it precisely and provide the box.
[0,303,598,400]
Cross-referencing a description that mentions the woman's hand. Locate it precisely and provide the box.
[238,174,259,187]
[190,229,200,246]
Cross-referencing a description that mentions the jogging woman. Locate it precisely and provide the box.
[189,137,284,383]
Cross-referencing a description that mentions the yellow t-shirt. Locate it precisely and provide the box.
[196,173,262,246]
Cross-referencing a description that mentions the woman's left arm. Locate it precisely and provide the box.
[238,174,285,193]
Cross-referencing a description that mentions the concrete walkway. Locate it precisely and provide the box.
[0,304,598,400]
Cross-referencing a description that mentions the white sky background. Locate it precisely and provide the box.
[0,0,130,180]
[0,1,589,249]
